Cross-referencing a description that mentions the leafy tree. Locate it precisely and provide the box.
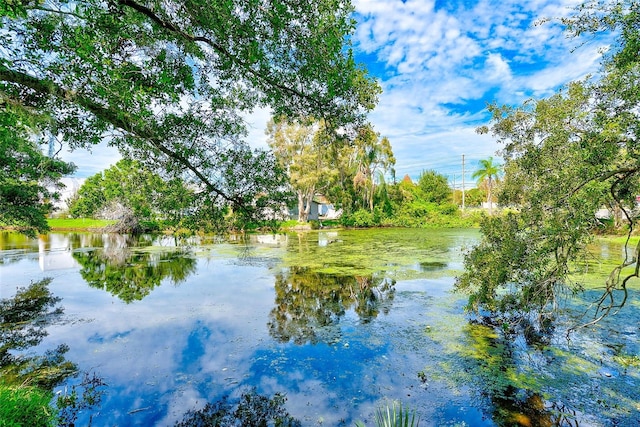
[69,159,195,229]
[266,118,336,222]
[374,172,394,217]
[454,188,484,207]
[351,124,396,212]
[325,123,396,217]
[417,169,451,204]
[471,157,501,214]
[268,119,395,220]
[67,173,105,219]
[1,0,380,227]
[457,0,640,328]
[0,102,75,236]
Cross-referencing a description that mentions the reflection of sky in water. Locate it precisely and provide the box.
[2,230,638,426]
[0,231,485,426]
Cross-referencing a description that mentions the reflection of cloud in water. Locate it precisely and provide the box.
[35,258,276,425]
[255,234,288,246]
[9,229,619,426]
[38,237,79,271]
[27,253,466,425]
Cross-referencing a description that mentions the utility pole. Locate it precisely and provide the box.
[462,154,466,210]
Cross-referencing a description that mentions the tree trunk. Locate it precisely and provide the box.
[369,181,374,212]
[613,204,623,229]
[487,178,493,216]
[297,192,307,222]
[297,188,315,222]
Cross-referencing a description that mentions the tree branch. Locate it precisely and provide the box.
[0,66,245,207]
[32,6,85,19]
[570,177,638,331]
[117,0,325,112]
[565,166,640,201]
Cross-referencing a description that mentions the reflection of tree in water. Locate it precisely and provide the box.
[0,279,106,425]
[73,247,197,303]
[460,323,577,427]
[268,267,395,345]
[174,388,301,427]
[0,278,74,388]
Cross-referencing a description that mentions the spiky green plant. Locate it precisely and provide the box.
[355,401,420,427]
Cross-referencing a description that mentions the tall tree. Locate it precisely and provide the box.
[457,0,640,328]
[0,0,380,227]
[417,170,451,204]
[266,118,336,222]
[472,157,502,215]
[351,124,396,212]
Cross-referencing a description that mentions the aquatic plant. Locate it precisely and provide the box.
[355,401,420,427]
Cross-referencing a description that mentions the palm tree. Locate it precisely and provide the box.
[472,157,502,215]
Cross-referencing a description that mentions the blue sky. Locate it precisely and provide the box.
[61,0,609,187]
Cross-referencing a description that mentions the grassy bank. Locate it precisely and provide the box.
[47,218,117,231]
[597,234,640,246]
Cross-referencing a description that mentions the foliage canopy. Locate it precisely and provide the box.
[418,169,451,205]
[1,0,380,230]
[68,159,196,230]
[0,103,75,236]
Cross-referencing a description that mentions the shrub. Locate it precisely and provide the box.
[341,209,377,228]
[437,203,459,216]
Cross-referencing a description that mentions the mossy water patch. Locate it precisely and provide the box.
[3,228,640,425]
[279,228,478,278]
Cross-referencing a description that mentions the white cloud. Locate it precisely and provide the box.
[484,53,513,83]
[60,141,121,178]
[59,0,610,186]
[243,106,272,150]
[352,0,608,180]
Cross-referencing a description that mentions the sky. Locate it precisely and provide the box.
[60,0,610,188]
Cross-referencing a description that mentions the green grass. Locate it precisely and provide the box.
[596,234,640,246]
[0,384,56,427]
[47,218,117,230]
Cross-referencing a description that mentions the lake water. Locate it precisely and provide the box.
[1,229,639,426]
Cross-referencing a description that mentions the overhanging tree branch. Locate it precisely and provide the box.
[563,165,640,202]
[0,65,246,207]
[117,0,326,113]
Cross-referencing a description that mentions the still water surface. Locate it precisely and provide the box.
[1,229,639,426]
